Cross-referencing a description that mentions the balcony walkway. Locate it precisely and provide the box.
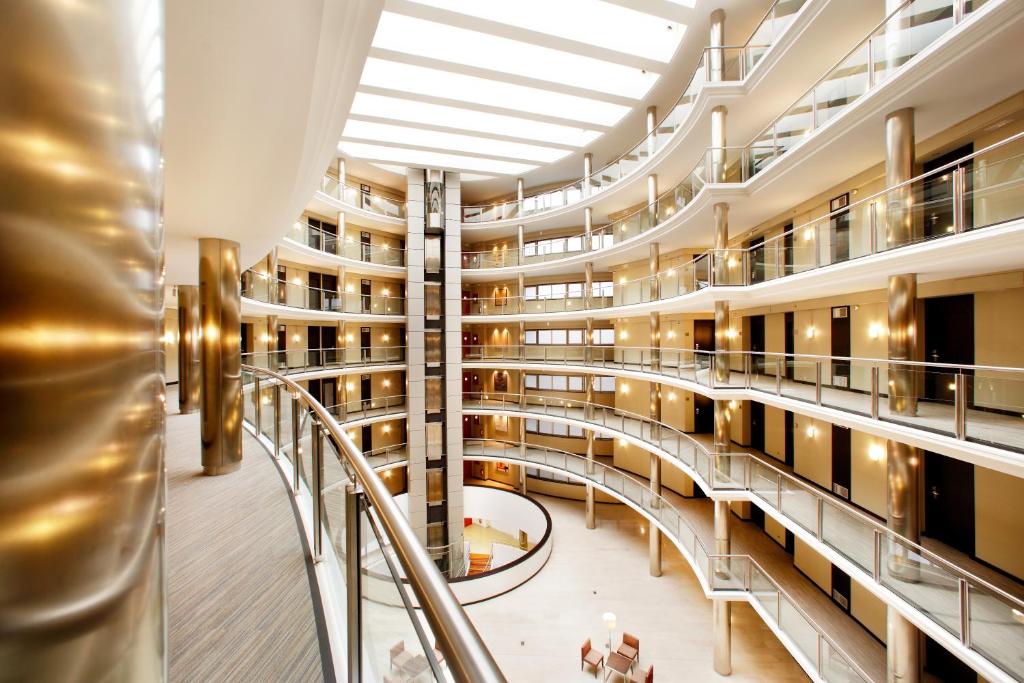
[165,386,328,682]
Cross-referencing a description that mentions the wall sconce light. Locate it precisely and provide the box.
[382,424,391,434]
[666,330,676,340]
[345,284,354,293]
[346,334,353,343]
[806,425,818,438]
[346,383,354,391]
[292,277,303,285]
[261,334,271,343]
[668,392,677,402]
[620,384,629,394]
[868,323,884,339]
[725,328,738,339]
[806,326,816,339]
[382,243,389,250]
[619,276,627,284]
[292,334,300,342]
[348,431,356,439]
[382,333,390,342]
[620,330,629,341]
[868,444,885,462]
[619,438,628,447]
[803,228,814,242]
[293,221,302,231]
[382,288,390,296]
[728,400,738,410]
[383,379,391,388]
[727,257,738,268]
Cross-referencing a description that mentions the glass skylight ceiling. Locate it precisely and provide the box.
[341,0,687,179]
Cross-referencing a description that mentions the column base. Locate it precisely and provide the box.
[203,461,242,476]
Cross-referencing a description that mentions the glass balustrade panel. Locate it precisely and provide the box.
[968,582,1024,680]
[878,535,962,638]
[967,372,1024,451]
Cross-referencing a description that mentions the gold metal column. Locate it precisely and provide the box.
[518,272,526,314]
[715,301,730,383]
[266,314,278,368]
[0,0,166,678]
[649,244,662,577]
[647,173,658,226]
[178,285,201,413]
[584,262,594,310]
[709,8,726,82]
[584,207,593,249]
[646,105,657,157]
[711,106,728,183]
[714,400,732,483]
[713,501,732,674]
[649,453,662,576]
[586,431,596,529]
[713,202,729,285]
[583,153,593,197]
[887,608,920,683]
[199,238,242,475]
[650,242,661,372]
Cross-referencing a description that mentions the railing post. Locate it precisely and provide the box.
[869,200,878,253]
[958,577,971,646]
[776,473,783,511]
[291,395,301,494]
[744,353,752,389]
[253,377,262,433]
[867,34,876,89]
[953,167,966,234]
[955,373,967,440]
[815,361,822,405]
[873,529,882,582]
[345,485,362,683]
[954,0,965,23]
[273,385,281,457]
[311,419,323,562]
[871,366,880,420]
[816,634,823,678]
[775,357,783,395]
[816,497,824,541]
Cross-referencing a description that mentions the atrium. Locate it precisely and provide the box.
[6,0,1024,681]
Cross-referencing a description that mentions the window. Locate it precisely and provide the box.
[523,419,587,439]
[567,282,583,299]
[593,281,613,298]
[568,376,584,391]
[592,328,615,345]
[524,328,588,345]
[567,329,584,345]
[592,376,616,392]
[524,373,587,393]
[591,233,614,251]
[551,329,566,345]
[525,330,537,344]
[525,374,538,389]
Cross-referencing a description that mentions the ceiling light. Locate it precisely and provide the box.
[339,141,537,175]
[352,93,601,147]
[359,59,629,126]
[343,119,570,163]
[373,12,659,99]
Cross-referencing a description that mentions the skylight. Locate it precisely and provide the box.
[360,58,630,126]
[343,120,571,163]
[349,93,602,147]
[339,141,538,176]
[404,0,686,63]
[372,12,659,99]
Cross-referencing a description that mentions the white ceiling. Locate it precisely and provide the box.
[341,0,768,201]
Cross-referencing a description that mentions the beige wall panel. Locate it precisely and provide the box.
[975,465,1024,579]
[850,581,887,644]
[794,537,832,595]
[850,430,887,518]
[792,415,832,489]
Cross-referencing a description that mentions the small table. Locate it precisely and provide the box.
[604,652,632,682]
[616,643,638,666]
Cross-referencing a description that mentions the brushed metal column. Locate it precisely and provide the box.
[266,315,278,368]
[517,223,524,259]
[649,453,662,576]
[650,242,661,372]
[713,502,732,674]
[887,608,920,683]
[178,285,201,413]
[647,173,658,226]
[888,273,918,415]
[583,153,593,197]
[517,272,526,313]
[711,106,728,183]
[516,177,524,204]
[714,400,731,484]
[584,262,594,310]
[584,207,593,249]
[586,431,596,529]
[710,8,726,82]
[646,105,657,157]
[713,202,729,285]
[0,0,166,679]
[199,238,242,475]
[715,301,730,383]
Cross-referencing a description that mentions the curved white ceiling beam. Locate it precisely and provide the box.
[163,0,384,281]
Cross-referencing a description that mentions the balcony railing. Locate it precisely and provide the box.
[242,346,406,374]
[287,220,405,267]
[240,366,505,682]
[461,439,871,683]
[242,270,405,315]
[318,175,406,220]
[460,0,809,224]
[461,393,1024,680]
[464,345,1024,454]
[462,131,1024,314]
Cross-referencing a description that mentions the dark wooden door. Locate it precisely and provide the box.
[831,306,851,388]
[924,294,973,403]
[924,451,975,556]
[750,401,765,452]
[749,314,765,374]
[831,424,851,500]
[694,394,714,434]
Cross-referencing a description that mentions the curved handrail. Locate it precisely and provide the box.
[287,220,406,267]
[460,438,873,682]
[460,130,1024,279]
[318,174,406,220]
[242,347,406,375]
[459,0,807,224]
[242,364,506,682]
[462,396,1024,680]
[242,270,406,315]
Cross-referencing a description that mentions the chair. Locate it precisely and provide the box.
[390,640,414,672]
[581,638,605,677]
[628,664,653,683]
[617,632,640,663]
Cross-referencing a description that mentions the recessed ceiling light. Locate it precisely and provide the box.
[359,58,630,126]
[373,12,659,98]
[349,93,601,147]
[343,120,572,163]
[339,141,537,175]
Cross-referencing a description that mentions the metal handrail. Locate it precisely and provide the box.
[461,438,873,682]
[461,389,1024,615]
[241,347,407,374]
[459,0,802,220]
[243,364,506,682]
[242,270,406,314]
[319,173,407,219]
[287,220,406,266]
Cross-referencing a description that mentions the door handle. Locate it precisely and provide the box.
[929,486,940,500]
